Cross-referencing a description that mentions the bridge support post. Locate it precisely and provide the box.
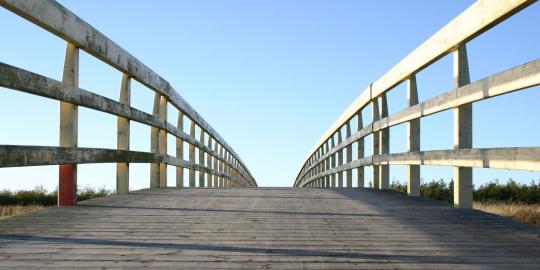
[189,121,196,187]
[199,131,206,187]
[407,75,420,196]
[346,123,353,188]
[357,111,364,188]
[116,74,131,194]
[159,96,167,188]
[453,45,473,209]
[379,94,389,190]
[371,97,380,189]
[176,112,184,188]
[58,42,79,206]
[150,93,161,188]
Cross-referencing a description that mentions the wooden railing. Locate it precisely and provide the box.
[294,0,539,208]
[0,0,257,206]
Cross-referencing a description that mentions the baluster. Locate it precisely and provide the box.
[357,111,364,188]
[453,44,473,208]
[176,112,184,188]
[371,96,380,189]
[337,129,344,187]
[330,136,336,187]
[159,96,167,188]
[325,141,330,187]
[59,42,79,206]
[206,137,213,187]
[116,74,130,194]
[189,121,196,187]
[407,75,420,196]
[346,122,352,188]
[199,130,206,187]
[379,94,389,190]
[150,93,160,188]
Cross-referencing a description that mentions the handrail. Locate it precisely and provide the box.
[294,0,539,209]
[0,0,257,205]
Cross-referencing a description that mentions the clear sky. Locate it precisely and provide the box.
[1,0,539,191]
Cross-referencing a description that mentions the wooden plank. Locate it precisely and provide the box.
[0,188,538,268]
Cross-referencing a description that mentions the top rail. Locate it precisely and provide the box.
[0,0,255,184]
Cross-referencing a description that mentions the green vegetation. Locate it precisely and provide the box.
[0,186,112,206]
[389,179,540,204]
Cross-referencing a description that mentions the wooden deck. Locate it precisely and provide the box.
[0,188,539,269]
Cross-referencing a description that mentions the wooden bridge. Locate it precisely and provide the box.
[1,0,539,268]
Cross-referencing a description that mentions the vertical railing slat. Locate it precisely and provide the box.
[453,44,473,208]
[407,75,420,196]
[116,74,131,194]
[58,42,79,206]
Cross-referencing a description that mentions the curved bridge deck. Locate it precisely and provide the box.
[0,188,539,269]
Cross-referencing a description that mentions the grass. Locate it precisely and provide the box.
[0,205,47,219]
[474,202,540,226]
[0,186,112,219]
[390,179,540,226]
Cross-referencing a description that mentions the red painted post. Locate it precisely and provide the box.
[59,165,77,205]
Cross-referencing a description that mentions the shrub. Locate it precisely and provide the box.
[0,186,112,206]
[391,179,540,205]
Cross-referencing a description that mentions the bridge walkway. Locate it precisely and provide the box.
[0,188,539,269]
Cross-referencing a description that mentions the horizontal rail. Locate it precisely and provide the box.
[0,145,242,184]
[0,0,255,185]
[299,147,540,187]
[296,58,540,182]
[297,0,537,184]
[0,62,252,184]
[375,58,540,132]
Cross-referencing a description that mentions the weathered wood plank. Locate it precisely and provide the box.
[0,188,538,269]
[301,147,540,186]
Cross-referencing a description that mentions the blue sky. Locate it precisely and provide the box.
[1,0,539,190]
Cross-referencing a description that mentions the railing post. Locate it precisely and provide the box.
[407,75,421,196]
[176,112,184,188]
[453,44,473,209]
[150,93,160,188]
[189,121,196,187]
[346,122,352,188]
[330,136,336,187]
[116,73,131,194]
[59,42,79,206]
[337,129,343,187]
[213,140,219,188]
[325,141,330,187]
[159,96,167,188]
[379,94,389,190]
[357,111,364,188]
[207,137,213,187]
[199,130,205,187]
[219,146,224,187]
[371,97,380,189]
